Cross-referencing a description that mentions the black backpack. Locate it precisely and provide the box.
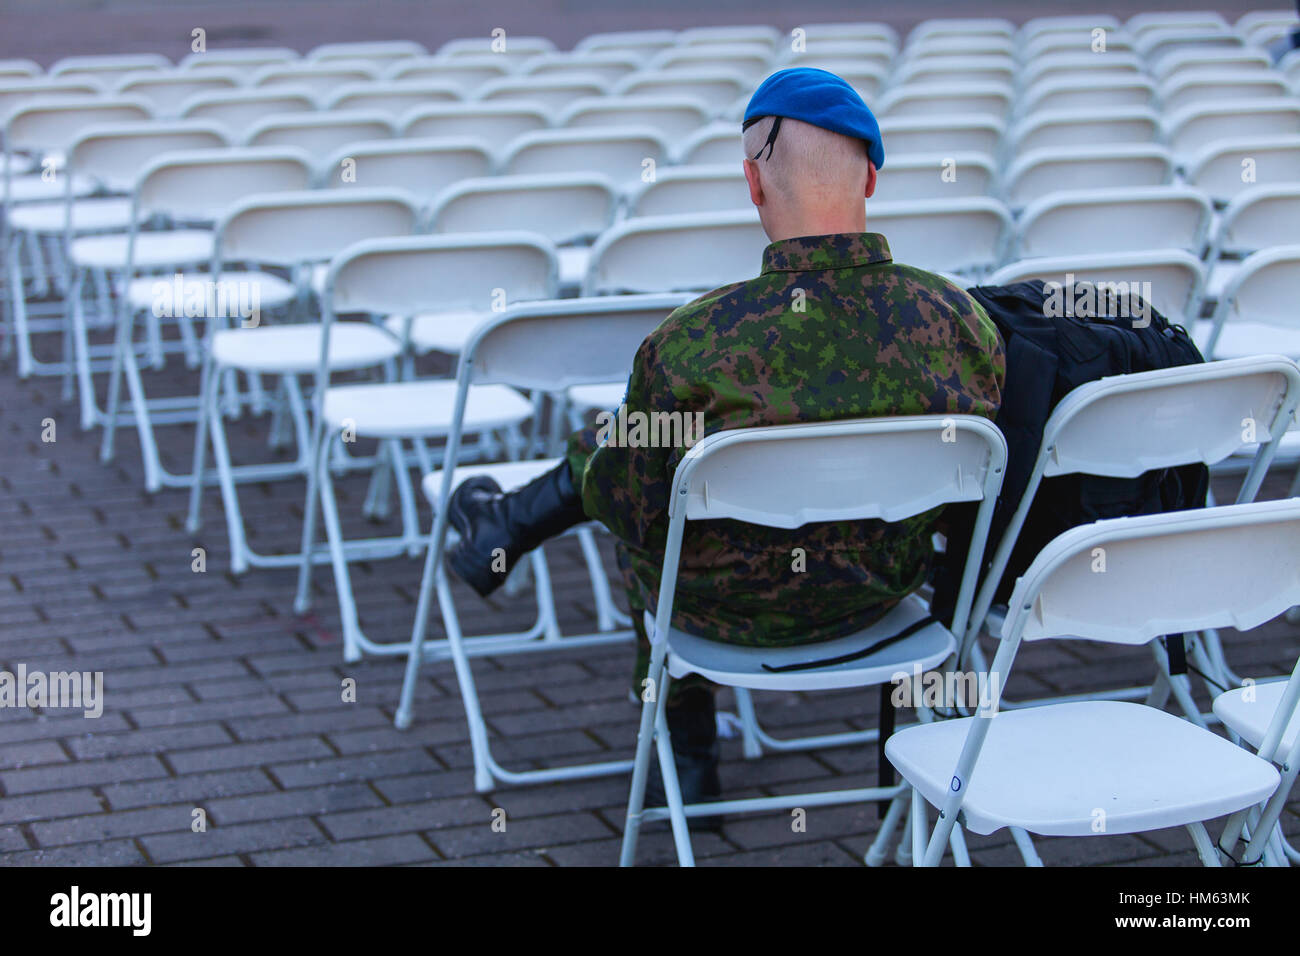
[933,279,1210,619]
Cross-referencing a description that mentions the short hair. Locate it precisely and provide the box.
[742,115,871,198]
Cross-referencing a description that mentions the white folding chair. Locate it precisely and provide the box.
[583,210,766,295]
[1018,52,1143,89]
[385,56,510,94]
[1140,30,1247,74]
[1158,70,1291,114]
[1162,100,1300,158]
[519,52,643,86]
[390,294,720,784]
[49,54,170,87]
[876,83,1013,122]
[1020,14,1123,41]
[179,48,298,74]
[867,197,1011,279]
[625,164,751,216]
[475,75,609,113]
[573,30,678,60]
[891,498,1300,867]
[958,357,1300,739]
[116,72,242,119]
[90,148,313,487]
[400,103,549,151]
[0,59,41,82]
[1017,74,1156,117]
[438,35,557,65]
[252,63,380,99]
[1013,186,1212,260]
[1184,135,1300,205]
[1155,47,1273,81]
[1203,185,1300,307]
[318,138,492,205]
[903,36,1015,60]
[672,122,740,165]
[307,40,425,69]
[878,115,1003,159]
[558,97,710,142]
[1203,246,1300,361]
[184,189,420,574]
[612,70,748,115]
[647,44,773,79]
[244,111,395,152]
[875,153,995,201]
[424,173,616,291]
[177,89,317,140]
[501,126,669,189]
[1008,107,1159,159]
[321,82,462,117]
[1000,144,1174,210]
[892,56,1015,88]
[619,415,1007,866]
[678,25,781,49]
[790,22,898,48]
[1128,11,1231,37]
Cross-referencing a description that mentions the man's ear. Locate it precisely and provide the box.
[743,158,764,207]
[864,160,878,200]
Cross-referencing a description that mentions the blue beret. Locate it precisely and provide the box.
[743,67,884,169]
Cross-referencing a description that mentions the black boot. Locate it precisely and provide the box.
[646,686,724,831]
[444,461,587,597]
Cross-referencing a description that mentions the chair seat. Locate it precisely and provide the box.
[422,457,561,507]
[1213,678,1300,762]
[567,382,625,413]
[7,197,135,233]
[656,591,956,692]
[384,309,491,354]
[1198,321,1300,360]
[70,229,213,270]
[210,322,400,374]
[5,173,95,203]
[885,699,1280,836]
[321,380,532,438]
[123,270,295,313]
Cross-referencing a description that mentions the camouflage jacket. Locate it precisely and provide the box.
[566,233,1005,647]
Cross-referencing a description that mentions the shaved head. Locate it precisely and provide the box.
[741,116,877,242]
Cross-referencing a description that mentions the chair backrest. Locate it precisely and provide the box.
[559,96,710,141]
[678,24,781,48]
[867,197,1011,276]
[875,152,995,201]
[1209,246,1300,342]
[1015,186,1212,259]
[438,35,557,62]
[1158,70,1290,114]
[612,70,748,113]
[790,22,899,47]
[386,56,510,93]
[1018,74,1156,116]
[877,83,1012,122]
[319,138,492,201]
[1010,106,1159,157]
[401,103,548,150]
[213,188,418,287]
[987,250,1206,327]
[1163,100,1300,157]
[116,72,242,118]
[1184,135,1300,204]
[501,126,668,185]
[1018,52,1143,89]
[178,89,317,137]
[778,57,888,97]
[68,120,229,193]
[476,76,608,112]
[322,82,462,116]
[653,415,1007,645]
[0,59,40,81]
[627,164,752,216]
[252,63,380,98]
[1212,186,1300,257]
[893,55,1015,88]
[0,81,102,125]
[878,115,1003,158]
[1004,499,1300,648]
[673,122,739,164]
[1154,47,1271,80]
[426,173,616,245]
[49,54,170,85]
[647,45,773,79]
[308,40,425,67]
[5,97,153,156]
[133,146,313,222]
[582,210,767,295]
[573,30,678,59]
[520,52,643,86]
[1001,144,1174,208]
[245,111,395,151]
[179,47,298,73]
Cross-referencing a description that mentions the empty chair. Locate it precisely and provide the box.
[178,88,316,139]
[902,35,1015,59]
[1154,46,1273,80]
[1018,52,1144,89]
[245,111,395,152]
[1237,9,1300,46]
[792,22,899,47]
[677,25,781,49]
[879,115,1003,159]
[179,47,298,73]
[877,83,1012,121]
[401,102,548,150]
[867,197,1011,277]
[893,55,1015,87]
[1204,246,1300,360]
[646,44,773,79]
[322,82,461,116]
[573,30,678,59]
[560,96,709,141]
[1139,29,1246,72]
[1014,186,1212,260]
[1163,100,1300,157]
[1001,144,1175,209]
[501,126,668,188]
[50,54,170,86]
[476,75,607,112]
[115,72,242,118]
[252,63,379,98]
[1018,74,1156,116]
[673,121,739,164]
[1009,107,1159,158]
[385,55,510,94]
[319,138,492,203]
[627,164,751,216]
[0,59,41,81]
[1158,70,1291,113]
[519,51,642,86]
[307,40,425,68]
[1020,14,1123,39]
[988,250,1206,329]
[777,55,889,98]
[1203,185,1300,306]
[1128,11,1231,37]
[890,498,1297,867]
[0,80,101,129]
[1020,27,1138,61]
[438,35,556,67]
[583,210,767,295]
[1184,135,1300,204]
[613,70,749,114]
[909,17,1015,41]
[875,152,995,201]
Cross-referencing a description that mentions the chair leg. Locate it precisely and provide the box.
[620,639,670,867]
[864,787,909,866]
[1010,826,1044,866]
[1187,821,1222,867]
[316,443,364,663]
[185,352,215,533]
[434,564,495,792]
[948,821,971,866]
[911,787,929,866]
[6,231,33,379]
[292,416,328,613]
[654,679,697,867]
[394,513,441,732]
[208,375,251,575]
[731,687,764,759]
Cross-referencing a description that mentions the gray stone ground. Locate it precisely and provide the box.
[0,0,1295,867]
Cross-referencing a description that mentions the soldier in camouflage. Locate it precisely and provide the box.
[445,68,1005,818]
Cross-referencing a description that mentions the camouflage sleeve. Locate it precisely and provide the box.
[564,331,679,552]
